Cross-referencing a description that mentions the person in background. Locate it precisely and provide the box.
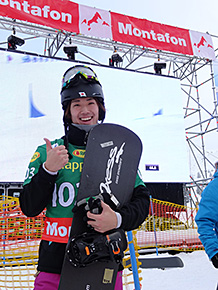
[19,65,150,290]
[195,161,218,280]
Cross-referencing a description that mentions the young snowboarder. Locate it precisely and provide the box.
[19,65,150,289]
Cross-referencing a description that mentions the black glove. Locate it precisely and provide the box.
[211,253,218,268]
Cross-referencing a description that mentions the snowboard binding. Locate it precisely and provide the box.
[66,230,125,267]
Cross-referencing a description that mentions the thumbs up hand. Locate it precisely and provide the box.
[44,138,69,172]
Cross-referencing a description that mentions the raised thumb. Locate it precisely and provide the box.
[44,138,52,152]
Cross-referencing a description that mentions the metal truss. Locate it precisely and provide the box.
[0,17,194,63]
[0,16,218,206]
[179,59,218,207]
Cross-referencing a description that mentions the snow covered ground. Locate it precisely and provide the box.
[0,250,217,289]
[137,251,218,290]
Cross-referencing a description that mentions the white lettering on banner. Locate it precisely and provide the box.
[46,221,71,237]
[118,23,132,35]
[118,22,187,47]
[0,0,72,23]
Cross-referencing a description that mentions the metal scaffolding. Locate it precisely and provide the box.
[0,16,218,206]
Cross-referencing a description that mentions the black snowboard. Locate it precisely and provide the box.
[125,256,184,269]
[58,123,142,290]
[139,256,184,269]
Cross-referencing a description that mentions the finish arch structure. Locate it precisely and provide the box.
[0,16,218,205]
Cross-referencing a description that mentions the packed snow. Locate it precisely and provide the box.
[137,251,217,290]
[1,251,217,290]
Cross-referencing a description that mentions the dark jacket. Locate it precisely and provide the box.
[19,124,150,273]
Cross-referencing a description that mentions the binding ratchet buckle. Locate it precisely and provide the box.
[66,231,124,268]
[75,194,104,214]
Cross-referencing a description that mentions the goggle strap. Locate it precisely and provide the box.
[62,72,100,90]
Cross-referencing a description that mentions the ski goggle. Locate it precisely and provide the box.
[62,65,100,90]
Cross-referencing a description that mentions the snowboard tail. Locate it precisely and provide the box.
[139,256,184,269]
[59,258,119,289]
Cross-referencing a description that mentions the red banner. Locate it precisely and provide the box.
[111,12,193,56]
[0,0,79,33]
[0,0,215,59]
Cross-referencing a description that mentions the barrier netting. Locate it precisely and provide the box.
[0,196,202,289]
[137,198,202,252]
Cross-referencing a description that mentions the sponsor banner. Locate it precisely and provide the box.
[42,217,72,243]
[110,12,193,56]
[79,4,112,39]
[189,30,216,60]
[0,0,215,59]
[0,0,79,33]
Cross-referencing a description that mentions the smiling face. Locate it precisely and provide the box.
[70,97,99,125]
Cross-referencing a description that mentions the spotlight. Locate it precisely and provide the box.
[63,45,78,60]
[154,61,166,74]
[109,49,123,67]
[7,35,25,50]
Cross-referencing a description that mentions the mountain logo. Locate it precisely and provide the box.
[79,6,112,39]
[194,36,213,52]
[81,12,110,31]
[189,30,215,60]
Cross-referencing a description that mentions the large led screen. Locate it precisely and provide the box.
[0,50,189,183]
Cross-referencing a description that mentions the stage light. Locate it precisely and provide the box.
[63,45,78,60]
[154,61,166,74]
[7,35,25,50]
[109,48,123,67]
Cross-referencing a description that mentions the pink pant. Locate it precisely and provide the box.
[34,270,123,290]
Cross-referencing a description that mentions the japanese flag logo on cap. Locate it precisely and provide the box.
[79,92,87,97]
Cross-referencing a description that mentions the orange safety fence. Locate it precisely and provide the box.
[0,197,43,289]
[0,196,203,289]
[137,198,202,252]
